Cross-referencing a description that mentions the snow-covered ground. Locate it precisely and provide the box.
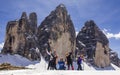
[0,70,120,75]
[0,54,120,75]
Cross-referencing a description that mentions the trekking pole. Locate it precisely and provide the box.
[82,57,85,70]
[83,60,84,70]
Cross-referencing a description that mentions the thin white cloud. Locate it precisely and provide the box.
[0,42,4,49]
[103,29,120,40]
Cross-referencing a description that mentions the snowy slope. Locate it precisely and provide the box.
[26,57,120,71]
[0,54,39,66]
[27,57,48,71]
[0,54,120,70]
[0,57,120,75]
[111,63,120,70]
[27,57,96,71]
[0,54,119,71]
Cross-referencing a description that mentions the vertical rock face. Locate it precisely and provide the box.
[76,20,110,67]
[2,12,40,60]
[2,21,19,54]
[94,41,110,67]
[29,12,37,34]
[38,4,76,60]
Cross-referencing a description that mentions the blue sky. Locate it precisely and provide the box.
[0,0,120,57]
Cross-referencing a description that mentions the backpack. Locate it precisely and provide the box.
[58,61,66,70]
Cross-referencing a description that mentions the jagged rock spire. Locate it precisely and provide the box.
[2,12,40,60]
[38,4,76,61]
[56,3,66,11]
[29,12,37,26]
[76,20,110,68]
[85,20,96,27]
[21,12,27,19]
[58,3,66,7]
[29,12,37,34]
[55,3,68,17]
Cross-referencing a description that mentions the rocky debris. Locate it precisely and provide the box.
[0,63,26,70]
[76,20,110,68]
[1,12,40,60]
[37,4,76,60]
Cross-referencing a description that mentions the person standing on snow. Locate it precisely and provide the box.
[76,54,83,70]
[65,52,74,70]
[46,49,58,70]
[58,57,66,70]
[52,52,58,70]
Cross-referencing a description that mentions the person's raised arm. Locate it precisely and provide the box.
[46,49,51,55]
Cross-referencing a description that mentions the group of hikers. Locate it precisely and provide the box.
[46,50,84,70]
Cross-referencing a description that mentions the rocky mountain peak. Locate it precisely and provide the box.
[84,20,96,27]
[56,4,67,12]
[2,12,40,60]
[21,12,27,19]
[38,4,76,61]
[76,20,110,68]
[58,4,66,8]
[50,4,68,22]
[79,20,109,45]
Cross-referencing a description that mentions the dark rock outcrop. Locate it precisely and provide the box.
[76,20,110,67]
[37,4,76,60]
[1,12,40,60]
[110,49,120,67]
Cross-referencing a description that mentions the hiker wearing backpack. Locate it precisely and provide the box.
[58,57,66,70]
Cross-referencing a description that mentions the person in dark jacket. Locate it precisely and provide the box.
[51,53,57,70]
[46,50,57,70]
[58,58,66,70]
[65,52,74,70]
[77,55,83,70]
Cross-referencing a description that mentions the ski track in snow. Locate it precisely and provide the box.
[0,54,120,75]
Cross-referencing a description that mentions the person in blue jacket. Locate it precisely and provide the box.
[77,54,83,70]
[58,58,66,70]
